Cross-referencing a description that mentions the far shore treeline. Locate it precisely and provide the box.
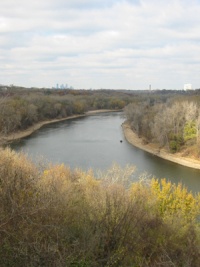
[1,85,200,138]
[124,90,200,158]
[0,86,129,136]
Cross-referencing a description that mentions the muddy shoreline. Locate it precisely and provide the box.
[122,121,200,170]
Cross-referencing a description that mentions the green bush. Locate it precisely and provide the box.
[184,121,197,142]
[169,134,184,153]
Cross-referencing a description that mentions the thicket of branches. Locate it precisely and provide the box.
[0,148,200,266]
[0,88,129,135]
[125,94,200,155]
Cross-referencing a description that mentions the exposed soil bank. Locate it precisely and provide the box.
[122,121,200,170]
[0,109,117,145]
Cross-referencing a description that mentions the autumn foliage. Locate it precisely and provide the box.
[125,97,200,155]
[0,148,200,266]
[0,88,129,136]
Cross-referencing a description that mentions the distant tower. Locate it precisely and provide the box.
[149,84,151,91]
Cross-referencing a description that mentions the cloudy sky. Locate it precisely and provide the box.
[0,0,200,90]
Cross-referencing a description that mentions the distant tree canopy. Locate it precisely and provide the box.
[0,88,134,135]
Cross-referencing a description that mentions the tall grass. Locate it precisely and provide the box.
[0,148,199,266]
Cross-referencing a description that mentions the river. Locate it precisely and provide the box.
[10,111,200,193]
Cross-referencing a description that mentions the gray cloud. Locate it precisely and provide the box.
[0,0,200,89]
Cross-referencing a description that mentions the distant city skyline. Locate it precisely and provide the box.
[51,83,74,89]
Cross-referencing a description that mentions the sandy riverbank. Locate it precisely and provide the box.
[122,121,200,170]
[0,109,117,145]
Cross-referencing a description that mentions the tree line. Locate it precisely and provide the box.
[125,94,200,155]
[0,88,129,135]
[0,85,190,137]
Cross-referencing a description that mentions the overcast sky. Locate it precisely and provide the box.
[1,0,200,90]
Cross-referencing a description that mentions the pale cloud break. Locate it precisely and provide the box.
[1,0,200,90]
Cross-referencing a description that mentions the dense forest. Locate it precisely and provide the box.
[0,85,195,137]
[0,86,129,136]
[0,148,199,266]
[1,86,200,266]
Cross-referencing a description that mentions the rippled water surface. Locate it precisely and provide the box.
[10,112,200,193]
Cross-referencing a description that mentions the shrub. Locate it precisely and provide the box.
[0,148,199,266]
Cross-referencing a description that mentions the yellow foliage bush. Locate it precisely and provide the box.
[0,148,199,266]
[151,178,200,222]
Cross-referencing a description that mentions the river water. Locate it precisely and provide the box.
[10,111,200,193]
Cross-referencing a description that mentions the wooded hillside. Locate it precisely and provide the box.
[125,91,200,156]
